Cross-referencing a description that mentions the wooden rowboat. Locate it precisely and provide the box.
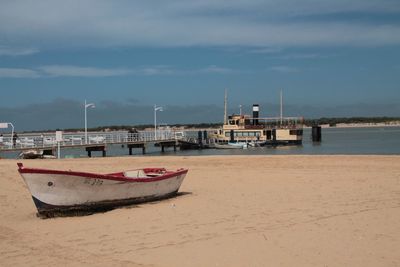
[17,163,188,217]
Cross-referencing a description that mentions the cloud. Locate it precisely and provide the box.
[279,53,324,60]
[38,65,132,77]
[139,66,177,76]
[269,66,299,73]
[0,0,399,48]
[126,98,140,104]
[0,65,238,78]
[200,65,235,74]
[0,46,39,56]
[247,47,283,54]
[0,68,39,78]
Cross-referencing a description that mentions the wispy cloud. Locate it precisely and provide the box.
[138,66,177,76]
[247,47,283,54]
[280,53,322,60]
[0,46,39,56]
[277,53,335,60]
[0,68,40,78]
[0,65,238,78]
[269,66,299,73]
[38,65,132,77]
[200,65,235,74]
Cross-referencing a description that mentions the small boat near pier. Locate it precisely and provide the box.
[214,142,248,149]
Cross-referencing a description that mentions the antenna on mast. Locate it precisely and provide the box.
[280,89,283,125]
[224,89,228,125]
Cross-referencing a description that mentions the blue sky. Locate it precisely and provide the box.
[1,0,400,130]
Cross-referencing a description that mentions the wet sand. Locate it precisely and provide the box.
[1,155,400,266]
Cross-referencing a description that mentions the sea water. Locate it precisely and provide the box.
[174,127,400,156]
[70,126,400,156]
[1,127,399,159]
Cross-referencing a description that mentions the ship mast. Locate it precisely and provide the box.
[280,89,283,125]
[224,89,228,125]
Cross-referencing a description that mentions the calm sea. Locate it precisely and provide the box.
[2,127,400,159]
[175,127,400,156]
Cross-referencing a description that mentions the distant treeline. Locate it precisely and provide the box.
[80,123,222,131]
[304,117,400,127]
[26,123,223,133]
[22,117,400,133]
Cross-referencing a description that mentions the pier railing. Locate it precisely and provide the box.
[0,130,179,151]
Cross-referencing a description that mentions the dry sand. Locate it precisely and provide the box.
[1,155,400,267]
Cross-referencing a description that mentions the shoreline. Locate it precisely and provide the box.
[314,122,400,129]
[2,153,400,162]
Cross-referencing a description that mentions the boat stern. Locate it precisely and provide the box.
[17,162,23,170]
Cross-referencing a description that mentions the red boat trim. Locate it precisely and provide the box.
[17,163,188,183]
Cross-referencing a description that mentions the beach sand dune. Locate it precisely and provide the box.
[1,155,400,266]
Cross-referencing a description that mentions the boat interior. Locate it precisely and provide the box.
[119,168,167,178]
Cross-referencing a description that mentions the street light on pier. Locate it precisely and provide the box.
[154,105,163,140]
[84,100,95,144]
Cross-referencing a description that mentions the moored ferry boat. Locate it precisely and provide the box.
[211,108,304,146]
[210,91,304,146]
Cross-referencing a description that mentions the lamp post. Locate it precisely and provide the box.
[84,100,95,144]
[280,89,283,126]
[154,104,163,140]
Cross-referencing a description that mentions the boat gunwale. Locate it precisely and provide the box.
[17,163,188,183]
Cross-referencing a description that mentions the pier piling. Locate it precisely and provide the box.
[128,143,146,155]
[312,125,322,142]
[86,146,106,157]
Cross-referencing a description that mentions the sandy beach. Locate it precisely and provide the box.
[1,155,400,266]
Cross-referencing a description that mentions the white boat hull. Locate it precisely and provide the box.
[17,164,188,216]
[214,142,247,149]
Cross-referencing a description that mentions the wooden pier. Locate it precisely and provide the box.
[0,131,179,158]
[0,130,213,158]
